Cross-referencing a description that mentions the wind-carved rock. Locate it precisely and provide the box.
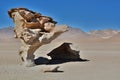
[47,43,80,60]
[8,8,69,67]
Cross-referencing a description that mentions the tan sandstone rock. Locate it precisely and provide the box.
[8,8,69,67]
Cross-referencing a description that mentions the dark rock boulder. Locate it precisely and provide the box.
[47,43,80,60]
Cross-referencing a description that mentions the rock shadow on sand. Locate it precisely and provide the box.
[34,57,89,65]
[35,42,89,65]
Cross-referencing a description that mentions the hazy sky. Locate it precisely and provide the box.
[0,0,120,32]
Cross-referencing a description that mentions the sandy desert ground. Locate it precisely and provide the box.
[0,27,120,80]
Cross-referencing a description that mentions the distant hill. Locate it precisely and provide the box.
[57,27,90,39]
[88,29,120,39]
[0,27,14,40]
[0,27,120,42]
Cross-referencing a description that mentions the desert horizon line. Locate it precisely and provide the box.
[0,26,120,32]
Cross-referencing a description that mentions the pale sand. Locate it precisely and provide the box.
[0,40,120,80]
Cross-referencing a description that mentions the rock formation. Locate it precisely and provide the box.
[47,43,80,60]
[8,8,69,67]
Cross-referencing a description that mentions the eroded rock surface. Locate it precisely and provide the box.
[47,43,80,60]
[8,8,69,67]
